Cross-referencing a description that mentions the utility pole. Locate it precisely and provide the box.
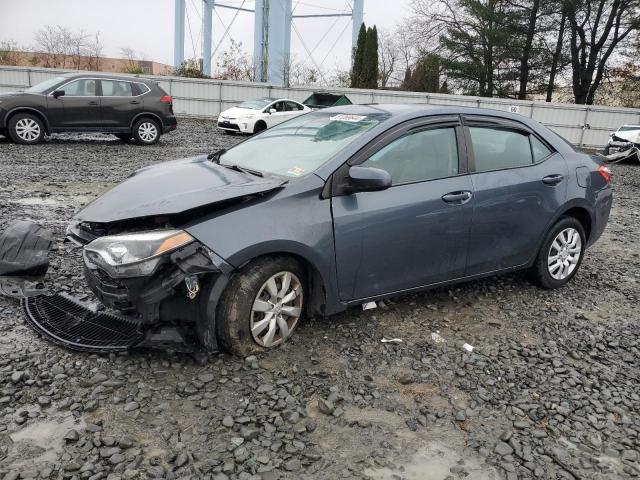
[174,0,185,69]
[202,0,214,76]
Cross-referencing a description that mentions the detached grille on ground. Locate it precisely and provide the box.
[23,293,145,352]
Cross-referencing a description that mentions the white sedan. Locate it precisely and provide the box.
[217,98,311,135]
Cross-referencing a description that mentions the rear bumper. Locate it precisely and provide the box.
[588,186,613,248]
[163,116,178,133]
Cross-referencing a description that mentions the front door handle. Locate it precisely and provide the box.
[88,101,99,106]
[542,174,564,185]
[442,191,473,204]
[130,100,140,105]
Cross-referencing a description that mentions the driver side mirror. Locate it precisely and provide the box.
[52,90,65,99]
[348,166,392,193]
[269,108,277,114]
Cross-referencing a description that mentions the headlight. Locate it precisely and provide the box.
[84,230,194,276]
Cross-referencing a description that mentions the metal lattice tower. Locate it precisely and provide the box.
[173,0,364,86]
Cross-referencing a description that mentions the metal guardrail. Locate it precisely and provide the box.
[2,65,639,148]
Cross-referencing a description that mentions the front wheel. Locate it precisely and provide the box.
[8,113,45,145]
[529,217,586,289]
[216,256,305,356]
[133,118,160,145]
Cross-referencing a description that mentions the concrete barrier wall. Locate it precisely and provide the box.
[2,65,640,148]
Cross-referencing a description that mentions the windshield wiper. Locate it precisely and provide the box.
[220,162,263,177]
[207,148,226,163]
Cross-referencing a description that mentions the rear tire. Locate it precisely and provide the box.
[133,118,160,145]
[216,256,306,356]
[8,113,45,145]
[529,217,586,289]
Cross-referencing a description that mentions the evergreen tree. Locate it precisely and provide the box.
[401,67,412,90]
[405,54,440,92]
[350,23,367,88]
[362,26,379,89]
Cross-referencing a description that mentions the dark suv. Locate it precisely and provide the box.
[0,73,177,145]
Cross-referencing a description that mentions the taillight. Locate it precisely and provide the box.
[598,165,612,183]
[160,95,172,104]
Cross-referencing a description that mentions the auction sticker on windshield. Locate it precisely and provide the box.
[330,114,367,122]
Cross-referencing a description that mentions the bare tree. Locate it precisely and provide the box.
[215,39,254,81]
[120,47,144,74]
[0,39,21,66]
[85,33,103,71]
[564,0,640,105]
[378,29,399,87]
[288,55,321,86]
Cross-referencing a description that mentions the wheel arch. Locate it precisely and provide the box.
[5,107,51,134]
[253,119,267,134]
[130,112,163,130]
[226,243,341,318]
[561,206,592,242]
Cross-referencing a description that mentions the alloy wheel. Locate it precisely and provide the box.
[547,227,582,280]
[138,122,158,143]
[15,118,41,142]
[250,271,303,348]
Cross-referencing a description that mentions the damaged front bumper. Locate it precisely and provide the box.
[1,220,234,355]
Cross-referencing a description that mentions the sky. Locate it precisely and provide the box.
[0,0,412,72]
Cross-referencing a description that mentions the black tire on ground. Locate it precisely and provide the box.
[253,121,267,135]
[603,145,611,156]
[132,117,161,145]
[215,256,306,356]
[115,133,131,141]
[224,130,236,135]
[8,113,45,145]
[528,216,586,289]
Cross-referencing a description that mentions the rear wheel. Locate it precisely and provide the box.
[8,113,45,145]
[216,256,305,356]
[133,118,160,145]
[529,217,585,289]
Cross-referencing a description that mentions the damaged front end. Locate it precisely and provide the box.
[67,220,234,353]
[0,219,232,355]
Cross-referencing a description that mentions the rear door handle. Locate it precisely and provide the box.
[130,100,140,105]
[442,191,473,204]
[542,174,564,185]
[88,101,99,106]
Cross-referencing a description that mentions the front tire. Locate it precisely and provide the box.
[253,121,267,135]
[133,118,160,145]
[529,217,586,289]
[8,113,45,145]
[216,256,306,356]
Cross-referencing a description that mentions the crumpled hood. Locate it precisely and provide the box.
[74,155,285,223]
[613,128,640,144]
[219,107,259,119]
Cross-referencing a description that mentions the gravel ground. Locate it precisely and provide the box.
[0,119,639,480]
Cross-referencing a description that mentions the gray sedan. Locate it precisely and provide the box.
[60,104,612,356]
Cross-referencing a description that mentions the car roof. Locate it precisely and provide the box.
[60,72,153,84]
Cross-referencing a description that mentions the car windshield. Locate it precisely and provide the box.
[220,111,388,177]
[618,125,640,132]
[237,98,274,110]
[25,76,67,93]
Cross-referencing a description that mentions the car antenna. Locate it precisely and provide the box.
[207,148,226,164]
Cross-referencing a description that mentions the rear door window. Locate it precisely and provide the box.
[469,127,533,171]
[101,80,133,97]
[286,101,304,111]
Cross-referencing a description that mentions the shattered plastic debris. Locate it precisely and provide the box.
[381,337,403,344]
[362,301,377,311]
[431,332,446,344]
[462,343,474,353]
